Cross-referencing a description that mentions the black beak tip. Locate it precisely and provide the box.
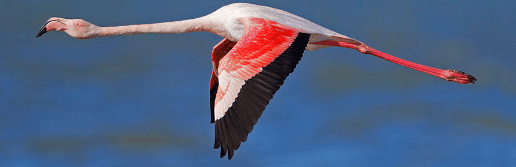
[36,27,47,38]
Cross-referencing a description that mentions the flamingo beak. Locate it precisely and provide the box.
[36,21,51,38]
[36,27,47,38]
[36,20,62,38]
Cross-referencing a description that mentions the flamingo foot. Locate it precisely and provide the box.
[441,70,477,84]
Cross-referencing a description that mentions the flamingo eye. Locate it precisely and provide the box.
[74,22,82,28]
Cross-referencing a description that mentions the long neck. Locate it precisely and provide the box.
[94,17,213,37]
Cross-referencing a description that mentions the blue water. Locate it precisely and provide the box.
[1,0,516,166]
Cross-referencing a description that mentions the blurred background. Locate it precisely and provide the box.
[1,0,515,166]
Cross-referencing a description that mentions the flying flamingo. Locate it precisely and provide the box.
[36,3,476,159]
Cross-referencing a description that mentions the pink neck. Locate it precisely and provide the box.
[94,17,212,37]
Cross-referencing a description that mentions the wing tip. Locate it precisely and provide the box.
[216,141,236,160]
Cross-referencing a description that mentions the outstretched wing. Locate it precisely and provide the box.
[210,17,310,159]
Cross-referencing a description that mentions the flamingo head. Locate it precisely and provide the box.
[36,17,98,39]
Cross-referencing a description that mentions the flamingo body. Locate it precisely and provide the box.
[205,3,346,41]
[36,2,476,160]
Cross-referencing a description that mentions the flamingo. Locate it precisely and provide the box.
[36,3,476,159]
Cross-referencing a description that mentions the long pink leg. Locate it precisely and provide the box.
[312,40,476,84]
